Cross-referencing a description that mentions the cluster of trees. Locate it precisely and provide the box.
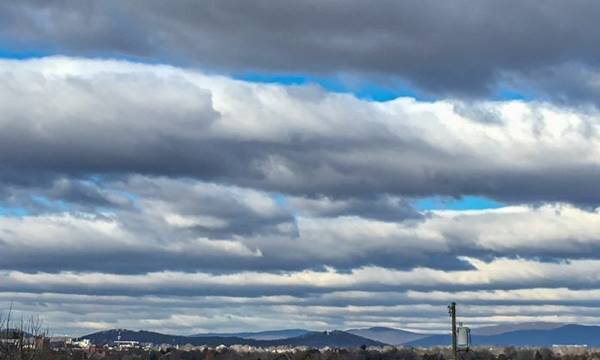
[28,348,599,360]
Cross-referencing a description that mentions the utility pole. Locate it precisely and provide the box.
[448,302,457,360]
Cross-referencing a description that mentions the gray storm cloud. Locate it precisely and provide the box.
[2,0,600,100]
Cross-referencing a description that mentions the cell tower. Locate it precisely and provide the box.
[448,303,471,360]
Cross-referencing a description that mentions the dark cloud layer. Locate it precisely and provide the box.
[2,1,600,98]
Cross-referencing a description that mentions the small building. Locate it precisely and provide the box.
[49,336,72,349]
[114,340,140,349]
[72,338,92,349]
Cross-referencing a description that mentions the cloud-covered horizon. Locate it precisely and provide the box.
[1,2,600,336]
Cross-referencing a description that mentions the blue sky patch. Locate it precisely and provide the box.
[494,87,531,101]
[0,48,48,60]
[272,193,287,206]
[415,195,504,211]
[234,72,428,102]
[235,73,346,92]
[31,195,69,211]
[0,206,29,217]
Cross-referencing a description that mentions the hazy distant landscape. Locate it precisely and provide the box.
[77,323,600,348]
[5,320,600,360]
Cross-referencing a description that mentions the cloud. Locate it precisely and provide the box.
[2,56,600,334]
[6,234,600,296]
[2,57,600,206]
[6,259,600,335]
[2,1,600,99]
[501,63,600,107]
[4,172,600,274]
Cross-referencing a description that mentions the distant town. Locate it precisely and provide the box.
[3,322,600,360]
[1,331,597,360]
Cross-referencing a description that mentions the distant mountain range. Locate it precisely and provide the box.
[346,327,427,345]
[82,329,251,347]
[83,322,600,348]
[269,331,385,348]
[407,324,600,347]
[192,329,310,340]
[471,322,564,336]
[81,329,384,348]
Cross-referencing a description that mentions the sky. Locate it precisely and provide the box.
[1,0,600,336]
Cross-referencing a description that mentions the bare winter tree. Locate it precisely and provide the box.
[0,304,48,360]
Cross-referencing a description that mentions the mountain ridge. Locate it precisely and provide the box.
[81,323,598,348]
[81,329,384,348]
[191,329,310,340]
[407,324,600,347]
[471,322,564,336]
[345,327,427,345]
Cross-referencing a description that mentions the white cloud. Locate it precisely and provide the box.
[2,57,600,203]
[2,56,600,333]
